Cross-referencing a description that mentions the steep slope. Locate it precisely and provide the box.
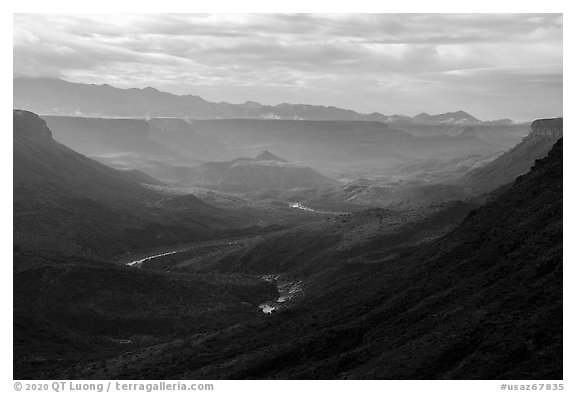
[13,110,227,259]
[76,137,562,379]
[14,110,147,200]
[459,118,562,194]
[187,152,339,192]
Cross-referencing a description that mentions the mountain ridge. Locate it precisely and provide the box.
[16,77,512,124]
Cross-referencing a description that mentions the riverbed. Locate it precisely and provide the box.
[258,279,303,314]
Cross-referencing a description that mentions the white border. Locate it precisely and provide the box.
[2,3,571,391]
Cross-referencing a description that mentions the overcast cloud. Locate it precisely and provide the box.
[13,13,562,121]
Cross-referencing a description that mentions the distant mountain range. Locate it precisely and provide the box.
[14,77,510,124]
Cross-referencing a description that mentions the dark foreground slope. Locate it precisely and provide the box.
[13,258,277,379]
[75,138,562,379]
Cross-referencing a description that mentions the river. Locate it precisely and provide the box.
[258,278,303,314]
[125,250,185,268]
[124,246,302,314]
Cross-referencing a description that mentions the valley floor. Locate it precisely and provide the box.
[14,197,477,379]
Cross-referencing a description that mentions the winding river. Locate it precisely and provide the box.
[123,244,303,315]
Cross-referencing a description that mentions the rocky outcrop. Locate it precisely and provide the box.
[13,109,53,142]
[530,118,563,139]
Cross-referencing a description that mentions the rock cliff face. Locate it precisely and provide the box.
[13,110,53,142]
[458,117,562,194]
[530,118,563,139]
[13,110,148,200]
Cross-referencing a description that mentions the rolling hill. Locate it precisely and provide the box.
[186,151,339,192]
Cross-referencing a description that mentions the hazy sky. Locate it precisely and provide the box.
[14,13,562,121]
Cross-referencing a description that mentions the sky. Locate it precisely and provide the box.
[13,13,563,121]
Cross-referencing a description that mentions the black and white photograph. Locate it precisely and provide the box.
[10,10,564,384]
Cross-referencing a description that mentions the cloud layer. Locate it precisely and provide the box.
[14,13,563,121]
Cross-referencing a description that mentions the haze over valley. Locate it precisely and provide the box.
[13,13,563,381]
